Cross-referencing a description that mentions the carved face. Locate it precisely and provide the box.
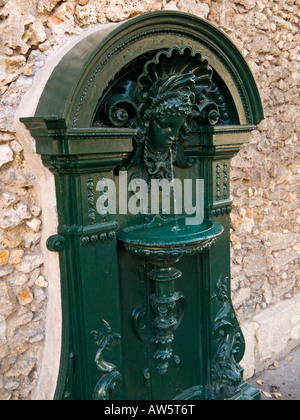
[148,114,187,154]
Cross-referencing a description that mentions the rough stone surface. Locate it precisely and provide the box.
[17,288,34,306]
[0,145,13,168]
[0,251,9,266]
[0,0,299,400]
[0,281,18,319]
[241,294,300,378]
[248,345,300,400]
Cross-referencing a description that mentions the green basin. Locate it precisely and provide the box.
[118,218,224,259]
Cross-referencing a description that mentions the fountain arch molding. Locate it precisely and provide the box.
[21,11,264,400]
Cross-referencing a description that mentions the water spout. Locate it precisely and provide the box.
[170,146,180,232]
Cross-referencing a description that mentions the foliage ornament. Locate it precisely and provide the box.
[91,320,122,400]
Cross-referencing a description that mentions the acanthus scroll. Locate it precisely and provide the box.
[91,319,122,400]
[211,276,244,394]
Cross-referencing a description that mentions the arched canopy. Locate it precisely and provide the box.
[33,11,264,130]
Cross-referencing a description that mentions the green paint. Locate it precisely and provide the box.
[21,11,263,400]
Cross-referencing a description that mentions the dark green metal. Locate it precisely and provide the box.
[118,218,224,378]
[21,11,264,400]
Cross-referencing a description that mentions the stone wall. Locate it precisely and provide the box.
[0,0,299,399]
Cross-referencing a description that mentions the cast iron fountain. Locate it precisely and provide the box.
[21,11,264,400]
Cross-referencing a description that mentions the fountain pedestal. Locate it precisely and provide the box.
[118,218,224,394]
[148,258,184,376]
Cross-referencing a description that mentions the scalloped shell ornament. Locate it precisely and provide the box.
[136,46,214,111]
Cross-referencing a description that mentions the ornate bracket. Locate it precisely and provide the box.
[91,319,122,400]
[46,234,65,252]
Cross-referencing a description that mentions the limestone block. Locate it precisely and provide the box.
[38,0,66,14]
[17,288,33,305]
[0,3,34,55]
[232,287,251,308]
[26,218,42,233]
[0,315,6,343]
[0,201,31,229]
[0,266,13,277]
[240,322,256,379]
[17,253,44,274]
[0,144,13,168]
[0,281,18,319]
[253,294,300,362]
[4,381,20,391]
[5,359,35,378]
[8,250,24,265]
[35,275,48,288]
[30,205,41,217]
[0,192,19,208]
[104,0,162,22]
[234,0,255,11]
[47,2,83,36]
[177,0,210,18]
[243,252,269,277]
[75,4,98,26]
[163,1,178,11]
[0,250,9,266]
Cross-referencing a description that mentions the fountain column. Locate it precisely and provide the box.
[147,256,185,375]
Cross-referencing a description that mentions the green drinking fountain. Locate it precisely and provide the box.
[21,11,264,400]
